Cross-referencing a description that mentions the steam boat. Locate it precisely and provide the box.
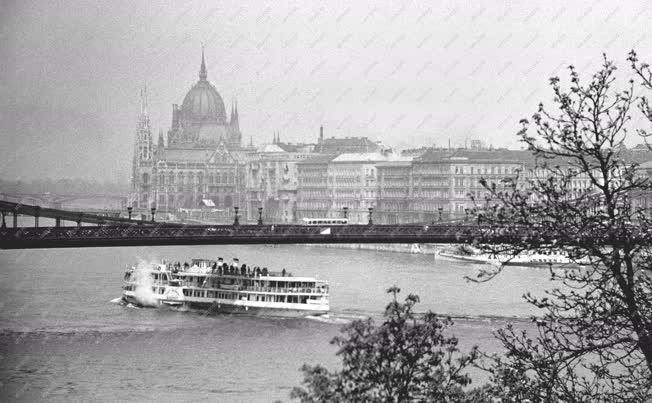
[121,258,329,317]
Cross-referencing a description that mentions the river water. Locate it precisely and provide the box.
[0,223,549,401]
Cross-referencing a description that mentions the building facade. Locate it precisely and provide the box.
[409,149,530,222]
[375,160,413,224]
[244,144,311,223]
[296,152,411,223]
[296,155,337,220]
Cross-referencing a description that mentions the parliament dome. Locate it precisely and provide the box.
[180,50,227,124]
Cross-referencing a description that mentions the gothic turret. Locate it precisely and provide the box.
[135,85,153,162]
[233,100,239,126]
[131,85,154,207]
[157,129,165,150]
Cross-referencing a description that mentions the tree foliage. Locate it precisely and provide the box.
[291,287,479,402]
[471,54,652,400]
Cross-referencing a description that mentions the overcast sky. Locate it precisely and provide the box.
[1,0,650,182]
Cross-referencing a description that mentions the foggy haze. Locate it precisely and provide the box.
[1,0,650,182]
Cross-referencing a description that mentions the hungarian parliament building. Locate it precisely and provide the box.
[131,50,248,222]
[131,51,652,225]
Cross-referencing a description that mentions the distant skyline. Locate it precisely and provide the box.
[1,0,650,181]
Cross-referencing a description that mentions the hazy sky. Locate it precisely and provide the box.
[1,0,650,182]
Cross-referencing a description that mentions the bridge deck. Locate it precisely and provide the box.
[0,224,480,249]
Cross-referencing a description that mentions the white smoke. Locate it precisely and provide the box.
[131,259,159,307]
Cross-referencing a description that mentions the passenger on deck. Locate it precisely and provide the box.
[183,262,190,271]
[255,267,261,277]
[281,268,286,277]
[240,264,247,276]
[262,267,268,276]
[222,262,229,274]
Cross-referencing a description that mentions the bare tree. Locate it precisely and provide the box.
[471,55,652,400]
[629,50,652,140]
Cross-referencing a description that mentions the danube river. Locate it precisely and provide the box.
[0,237,548,401]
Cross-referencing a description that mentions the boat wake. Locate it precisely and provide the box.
[305,314,351,325]
[109,297,139,309]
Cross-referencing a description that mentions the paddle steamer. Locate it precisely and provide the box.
[122,258,329,316]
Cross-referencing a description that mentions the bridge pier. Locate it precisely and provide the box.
[13,209,18,227]
[343,206,348,219]
[77,213,83,227]
[1,211,5,229]
[151,207,156,222]
[368,207,373,225]
[257,207,263,225]
[233,206,240,226]
[55,217,61,227]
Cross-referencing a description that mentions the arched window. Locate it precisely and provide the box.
[224,195,233,208]
[168,172,175,185]
[142,173,149,184]
[159,172,165,186]
[198,172,204,185]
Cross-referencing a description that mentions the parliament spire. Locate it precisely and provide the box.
[199,46,207,81]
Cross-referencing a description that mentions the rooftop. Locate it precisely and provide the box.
[332,152,413,163]
[296,154,339,165]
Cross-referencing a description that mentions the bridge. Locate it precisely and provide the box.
[0,224,483,249]
[0,200,491,249]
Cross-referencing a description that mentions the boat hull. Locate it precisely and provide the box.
[121,292,328,317]
[187,301,327,317]
[438,252,583,267]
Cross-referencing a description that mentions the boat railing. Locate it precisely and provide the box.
[185,285,327,295]
[245,286,327,294]
[162,266,295,278]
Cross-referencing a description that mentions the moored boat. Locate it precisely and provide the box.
[438,247,587,267]
[121,258,329,317]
